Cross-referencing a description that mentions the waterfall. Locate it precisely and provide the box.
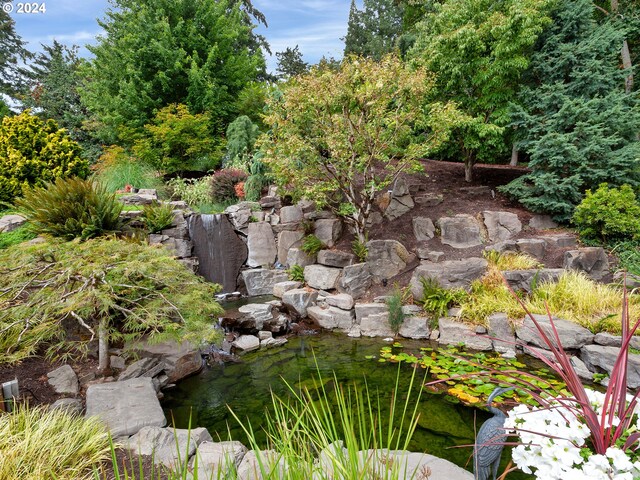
[187,213,248,293]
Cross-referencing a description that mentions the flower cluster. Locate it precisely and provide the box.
[505,389,640,480]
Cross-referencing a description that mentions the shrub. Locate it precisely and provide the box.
[167,176,212,207]
[386,288,405,334]
[573,183,640,243]
[210,168,248,203]
[92,145,164,193]
[224,115,259,170]
[0,111,89,203]
[288,264,305,282]
[0,404,110,480]
[0,238,223,366]
[613,241,640,277]
[301,234,325,255]
[141,202,175,233]
[14,177,125,240]
[244,154,269,202]
[132,104,221,175]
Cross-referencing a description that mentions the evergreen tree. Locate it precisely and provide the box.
[275,45,308,79]
[0,10,30,98]
[80,0,267,144]
[501,0,640,222]
[22,41,98,159]
[343,0,404,59]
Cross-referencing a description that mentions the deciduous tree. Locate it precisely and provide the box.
[262,55,457,242]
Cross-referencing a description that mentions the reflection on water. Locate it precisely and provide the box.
[162,333,531,478]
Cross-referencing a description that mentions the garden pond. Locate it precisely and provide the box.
[163,333,537,478]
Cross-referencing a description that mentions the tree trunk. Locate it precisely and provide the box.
[510,143,519,166]
[611,0,634,92]
[98,318,109,372]
[464,159,473,182]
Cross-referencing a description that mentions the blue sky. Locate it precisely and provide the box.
[9,0,352,73]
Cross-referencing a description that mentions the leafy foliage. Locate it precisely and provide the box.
[287,264,305,282]
[351,237,368,262]
[301,234,325,255]
[614,241,640,277]
[408,0,554,180]
[92,145,164,192]
[224,115,260,170]
[0,238,223,365]
[0,111,89,203]
[243,153,270,201]
[167,176,212,207]
[141,202,175,234]
[81,0,266,143]
[262,54,455,241]
[14,177,125,241]
[573,183,640,243]
[500,0,640,221]
[386,288,405,334]
[418,277,468,323]
[210,168,248,203]
[375,343,565,407]
[343,0,404,60]
[0,404,110,480]
[133,104,220,174]
[275,45,308,79]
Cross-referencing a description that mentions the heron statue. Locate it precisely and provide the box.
[473,386,514,480]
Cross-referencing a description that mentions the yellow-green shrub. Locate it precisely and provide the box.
[0,111,88,203]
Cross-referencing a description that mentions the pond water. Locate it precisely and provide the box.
[163,333,531,479]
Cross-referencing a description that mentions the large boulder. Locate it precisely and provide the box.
[529,215,558,230]
[409,258,488,298]
[148,235,193,258]
[413,217,435,241]
[46,365,79,396]
[0,214,26,233]
[308,306,355,330]
[127,339,203,383]
[282,288,318,318]
[501,269,564,294]
[438,318,492,350]
[581,345,640,388]
[86,377,166,437]
[314,218,342,248]
[355,303,394,337]
[482,211,522,242]
[563,247,609,280]
[126,426,212,468]
[232,335,260,352]
[277,230,304,265]
[188,441,248,480]
[317,250,356,268]
[325,293,354,310]
[487,313,516,356]
[384,178,415,221]
[279,205,303,224]
[438,215,483,249]
[242,269,289,297]
[272,281,302,298]
[398,315,430,339]
[356,450,473,480]
[516,314,594,350]
[338,263,373,299]
[515,238,547,261]
[286,247,316,268]
[234,303,278,331]
[247,222,277,268]
[304,265,342,290]
[366,240,412,281]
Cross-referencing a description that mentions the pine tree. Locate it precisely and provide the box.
[0,10,30,98]
[500,0,640,222]
[343,0,404,59]
[275,45,308,79]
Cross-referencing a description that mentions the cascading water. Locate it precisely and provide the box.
[187,213,248,293]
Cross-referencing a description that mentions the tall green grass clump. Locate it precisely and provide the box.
[93,149,165,193]
[14,177,125,240]
[167,176,212,207]
[0,224,36,249]
[141,202,175,233]
[230,369,424,480]
[386,288,406,335]
[0,404,110,480]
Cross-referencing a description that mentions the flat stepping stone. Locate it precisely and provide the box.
[85,377,166,437]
